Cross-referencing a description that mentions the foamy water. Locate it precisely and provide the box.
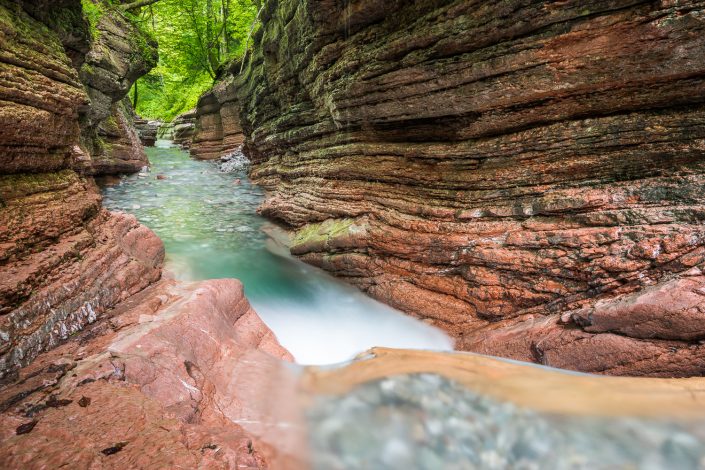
[101,141,453,364]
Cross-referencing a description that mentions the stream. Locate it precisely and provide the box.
[100,140,453,365]
[98,142,705,469]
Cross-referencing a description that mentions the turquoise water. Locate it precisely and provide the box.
[100,141,453,364]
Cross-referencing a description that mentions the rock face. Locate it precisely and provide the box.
[173,108,197,149]
[234,0,705,376]
[0,278,292,469]
[191,76,245,160]
[78,0,158,175]
[82,99,150,175]
[0,0,163,381]
[134,116,160,147]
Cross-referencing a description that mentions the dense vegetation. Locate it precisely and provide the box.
[124,0,259,121]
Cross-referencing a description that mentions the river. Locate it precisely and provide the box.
[98,142,705,469]
[100,141,453,365]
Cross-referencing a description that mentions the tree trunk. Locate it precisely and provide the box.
[222,0,230,55]
[120,0,162,11]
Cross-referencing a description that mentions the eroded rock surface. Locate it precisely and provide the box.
[78,0,158,175]
[0,278,293,469]
[232,0,705,376]
[192,76,245,160]
[173,108,197,149]
[134,115,160,147]
[0,0,162,381]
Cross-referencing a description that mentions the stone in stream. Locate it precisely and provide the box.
[306,372,705,470]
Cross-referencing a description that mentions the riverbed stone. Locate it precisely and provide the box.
[306,372,705,470]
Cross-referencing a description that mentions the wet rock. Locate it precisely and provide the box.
[229,0,705,376]
[219,148,251,173]
[15,421,37,436]
[45,395,72,408]
[101,442,127,456]
[0,278,292,468]
[172,109,197,150]
[307,373,705,470]
[134,118,161,147]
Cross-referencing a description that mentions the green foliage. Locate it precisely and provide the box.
[81,0,104,39]
[131,0,258,121]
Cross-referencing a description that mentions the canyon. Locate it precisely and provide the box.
[186,0,705,377]
[2,0,705,468]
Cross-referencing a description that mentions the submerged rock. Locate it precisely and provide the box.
[302,348,705,469]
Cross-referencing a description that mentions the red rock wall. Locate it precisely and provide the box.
[0,1,163,382]
[236,0,705,376]
[0,278,292,469]
[191,76,246,160]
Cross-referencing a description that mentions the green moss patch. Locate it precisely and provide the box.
[0,170,80,201]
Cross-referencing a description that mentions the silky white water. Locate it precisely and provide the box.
[100,141,453,364]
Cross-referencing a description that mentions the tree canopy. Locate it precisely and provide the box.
[127,0,258,121]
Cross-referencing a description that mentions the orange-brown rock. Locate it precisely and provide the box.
[192,76,245,160]
[0,0,162,381]
[173,108,197,149]
[233,0,705,376]
[0,278,294,469]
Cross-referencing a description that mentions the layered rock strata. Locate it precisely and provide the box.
[0,278,293,469]
[173,108,197,149]
[235,0,705,376]
[77,0,157,174]
[0,0,162,381]
[192,75,245,160]
[80,99,150,175]
[134,115,160,147]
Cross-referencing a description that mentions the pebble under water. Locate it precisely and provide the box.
[308,374,705,470]
[100,141,452,364]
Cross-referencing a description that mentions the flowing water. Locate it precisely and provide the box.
[99,142,705,469]
[100,141,453,365]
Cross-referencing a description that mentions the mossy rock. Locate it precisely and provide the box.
[0,170,80,201]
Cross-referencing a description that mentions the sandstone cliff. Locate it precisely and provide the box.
[191,75,246,160]
[0,0,162,381]
[232,0,705,376]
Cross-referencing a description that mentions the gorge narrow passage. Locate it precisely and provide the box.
[100,141,453,364]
